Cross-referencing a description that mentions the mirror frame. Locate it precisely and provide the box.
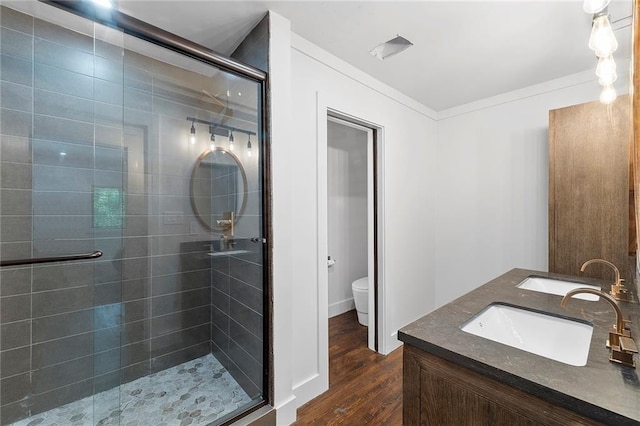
[189,147,248,232]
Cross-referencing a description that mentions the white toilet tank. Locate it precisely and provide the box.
[352,277,368,326]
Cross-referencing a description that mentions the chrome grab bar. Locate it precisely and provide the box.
[0,250,103,267]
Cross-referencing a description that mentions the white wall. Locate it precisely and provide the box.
[268,12,297,426]
[287,33,438,408]
[434,67,630,307]
[327,121,368,317]
[269,9,632,422]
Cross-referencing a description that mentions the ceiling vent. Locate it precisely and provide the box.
[369,35,413,60]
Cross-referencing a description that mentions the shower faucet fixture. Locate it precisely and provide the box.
[217,212,235,250]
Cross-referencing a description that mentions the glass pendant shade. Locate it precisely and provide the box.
[600,84,617,104]
[598,69,617,85]
[596,55,616,77]
[589,15,618,57]
[189,123,196,144]
[583,0,611,14]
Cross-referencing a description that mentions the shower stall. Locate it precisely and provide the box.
[0,2,268,425]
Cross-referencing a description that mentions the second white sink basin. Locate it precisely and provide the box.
[517,277,601,301]
[461,303,593,366]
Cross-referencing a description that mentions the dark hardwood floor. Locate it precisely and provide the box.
[293,310,403,425]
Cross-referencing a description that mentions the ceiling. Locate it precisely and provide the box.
[117,1,634,111]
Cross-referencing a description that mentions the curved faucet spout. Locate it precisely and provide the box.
[580,258,622,286]
[561,287,624,334]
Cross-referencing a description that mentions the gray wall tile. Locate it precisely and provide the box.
[1,189,32,215]
[0,346,30,378]
[32,262,93,292]
[152,288,210,317]
[1,135,31,164]
[230,278,262,314]
[150,323,209,358]
[1,6,33,34]
[34,18,92,53]
[229,339,262,389]
[1,27,32,61]
[34,37,94,76]
[1,320,30,350]
[34,89,94,123]
[34,63,93,99]
[1,54,32,88]
[151,269,209,296]
[32,332,93,369]
[1,81,32,113]
[229,298,262,338]
[31,355,93,393]
[30,379,93,420]
[1,108,32,139]
[228,257,262,290]
[230,319,262,362]
[1,372,30,405]
[33,114,94,145]
[151,305,210,338]
[32,309,94,343]
[0,215,31,243]
[32,286,93,318]
[0,294,31,323]
[33,164,92,192]
[0,267,31,296]
[0,163,32,189]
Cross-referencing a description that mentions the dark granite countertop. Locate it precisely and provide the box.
[398,268,640,425]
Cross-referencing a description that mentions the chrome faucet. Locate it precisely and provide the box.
[580,258,634,303]
[562,287,637,368]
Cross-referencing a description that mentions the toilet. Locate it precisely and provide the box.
[351,277,369,326]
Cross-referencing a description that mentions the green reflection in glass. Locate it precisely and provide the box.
[93,187,125,229]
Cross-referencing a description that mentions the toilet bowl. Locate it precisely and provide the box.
[352,277,368,326]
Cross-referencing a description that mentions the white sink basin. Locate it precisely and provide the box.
[517,277,601,301]
[461,303,593,366]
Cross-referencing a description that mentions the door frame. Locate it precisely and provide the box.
[326,115,378,350]
[316,98,386,374]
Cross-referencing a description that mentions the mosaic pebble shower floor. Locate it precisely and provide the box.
[11,354,252,426]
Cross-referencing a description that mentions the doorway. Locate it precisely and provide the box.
[326,115,379,352]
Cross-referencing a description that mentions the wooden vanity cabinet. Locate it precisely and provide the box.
[402,345,602,425]
[549,98,631,282]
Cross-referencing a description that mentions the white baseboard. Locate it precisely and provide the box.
[292,373,328,412]
[275,394,297,425]
[328,298,355,318]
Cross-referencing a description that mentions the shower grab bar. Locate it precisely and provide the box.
[0,250,103,267]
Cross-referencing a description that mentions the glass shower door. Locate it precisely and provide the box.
[1,2,267,425]
[0,4,126,425]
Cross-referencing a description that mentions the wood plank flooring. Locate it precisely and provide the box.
[293,310,403,425]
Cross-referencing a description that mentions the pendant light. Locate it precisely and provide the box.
[600,84,617,104]
[189,121,196,144]
[583,0,611,14]
[229,130,235,151]
[209,126,216,151]
[589,15,618,58]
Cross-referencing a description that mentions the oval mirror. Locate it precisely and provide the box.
[190,148,248,231]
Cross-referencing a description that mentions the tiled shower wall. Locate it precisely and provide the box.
[0,5,264,424]
[207,14,269,399]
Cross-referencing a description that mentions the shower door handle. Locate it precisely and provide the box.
[0,250,103,267]
[250,238,266,244]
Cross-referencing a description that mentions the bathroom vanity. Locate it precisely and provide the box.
[398,269,640,425]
